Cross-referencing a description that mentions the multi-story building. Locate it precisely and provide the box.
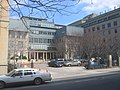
[8,19,29,60]
[21,16,64,61]
[69,8,120,60]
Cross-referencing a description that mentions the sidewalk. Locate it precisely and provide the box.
[51,67,120,80]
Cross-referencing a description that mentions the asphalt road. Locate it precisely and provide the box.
[4,72,120,90]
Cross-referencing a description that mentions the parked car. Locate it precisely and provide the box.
[48,58,66,67]
[63,60,81,66]
[84,60,108,69]
[79,59,89,66]
[48,60,64,67]
[0,68,52,89]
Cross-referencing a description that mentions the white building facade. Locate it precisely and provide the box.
[21,17,64,61]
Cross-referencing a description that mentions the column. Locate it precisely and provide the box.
[29,52,31,59]
[37,52,39,60]
[53,52,55,59]
[46,52,47,61]
[34,52,36,60]
[50,52,51,59]
[43,52,45,61]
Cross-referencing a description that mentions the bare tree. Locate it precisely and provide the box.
[8,29,29,62]
[83,29,120,60]
[54,36,66,58]
[54,34,83,60]
[7,0,81,18]
[82,31,107,59]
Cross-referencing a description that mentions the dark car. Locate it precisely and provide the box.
[84,59,108,69]
[63,60,81,66]
[48,59,64,67]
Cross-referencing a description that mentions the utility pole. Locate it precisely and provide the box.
[0,0,9,74]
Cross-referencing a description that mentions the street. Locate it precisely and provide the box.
[4,72,120,90]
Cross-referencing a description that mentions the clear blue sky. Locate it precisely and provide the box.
[10,0,120,25]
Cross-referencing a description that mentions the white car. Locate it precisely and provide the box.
[0,68,52,88]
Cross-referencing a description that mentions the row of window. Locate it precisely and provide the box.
[29,38,54,44]
[30,21,55,28]
[103,29,118,35]
[30,21,63,29]
[9,41,24,49]
[84,21,118,33]
[31,30,56,35]
[9,31,27,39]
[83,12,120,28]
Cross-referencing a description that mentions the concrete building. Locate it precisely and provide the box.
[21,16,64,61]
[8,19,29,61]
[0,0,9,74]
[55,26,84,59]
[69,8,120,60]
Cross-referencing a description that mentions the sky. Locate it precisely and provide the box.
[10,0,120,25]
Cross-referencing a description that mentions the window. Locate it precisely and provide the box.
[48,39,52,43]
[33,31,39,34]
[29,38,34,43]
[43,31,47,34]
[17,32,22,38]
[39,31,43,34]
[104,17,107,21]
[11,32,15,38]
[92,27,95,31]
[88,29,91,32]
[24,70,33,75]
[43,39,47,43]
[36,31,39,34]
[107,23,111,28]
[108,30,111,34]
[18,41,23,49]
[23,32,27,39]
[48,32,51,35]
[97,26,100,30]
[113,21,117,26]
[115,29,117,33]
[13,70,23,76]
[102,24,105,29]
[52,32,55,35]
[34,38,38,43]
[39,38,42,43]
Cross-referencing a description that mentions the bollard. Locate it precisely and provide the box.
[108,55,112,68]
[118,57,120,67]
